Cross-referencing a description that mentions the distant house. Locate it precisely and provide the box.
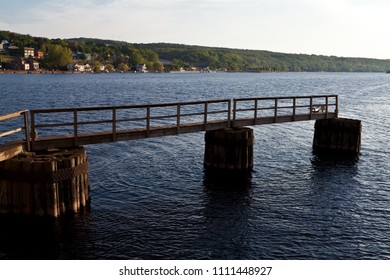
[159,59,173,72]
[6,45,19,56]
[184,67,199,72]
[0,40,10,53]
[132,64,147,73]
[73,52,92,61]
[35,50,44,59]
[11,58,30,71]
[67,63,92,72]
[24,47,35,58]
[29,60,40,70]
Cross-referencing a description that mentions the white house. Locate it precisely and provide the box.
[24,47,35,58]
[134,64,147,73]
[67,63,92,72]
[0,40,9,53]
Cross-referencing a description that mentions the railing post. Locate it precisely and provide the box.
[203,102,208,130]
[325,96,329,119]
[254,99,258,125]
[227,100,231,128]
[30,111,36,144]
[310,96,313,119]
[293,97,296,121]
[146,106,150,137]
[233,99,237,127]
[73,109,78,146]
[274,98,278,122]
[335,95,339,118]
[112,108,117,141]
[23,111,31,152]
[176,104,181,134]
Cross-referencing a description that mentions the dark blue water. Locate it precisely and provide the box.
[0,72,389,259]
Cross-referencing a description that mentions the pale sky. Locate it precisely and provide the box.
[1,0,390,59]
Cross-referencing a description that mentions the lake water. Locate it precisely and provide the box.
[0,72,389,259]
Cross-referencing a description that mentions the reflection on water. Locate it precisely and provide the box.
[202,171,253,259]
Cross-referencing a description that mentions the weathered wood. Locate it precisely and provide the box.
[0,110,27,122]
[0,128,22,138]
[57,157,67,215]
[0,147,90,217]
[313,118,361,156]
[0,141,25,162]
[32,160,46,216]
[22,159,33,215]
[0,161,11,214]
[0,110,29,161]
[204,127,254,171]
[62,155,73,215]
[23,111,31,152]
[11,159,23,214]
[69,156,79,212]
[43,160,59,217]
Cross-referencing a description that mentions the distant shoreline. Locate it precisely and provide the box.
[0,70,219,75]
[0,70,79,75]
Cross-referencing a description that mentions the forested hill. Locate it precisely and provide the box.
[135,43,390,72]
[2,30,390,72]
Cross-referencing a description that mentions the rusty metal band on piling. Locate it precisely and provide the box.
[0,159,88,183]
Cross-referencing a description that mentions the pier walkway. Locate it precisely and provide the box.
[1,95,338,161]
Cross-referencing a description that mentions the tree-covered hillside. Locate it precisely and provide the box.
[1,30,390,72]
[138,43,390,72]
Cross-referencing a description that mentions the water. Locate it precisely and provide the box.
[0,72,389,259]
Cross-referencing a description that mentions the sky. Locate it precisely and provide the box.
[1,0,390,59]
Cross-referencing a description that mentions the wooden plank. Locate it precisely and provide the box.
[29,120,230,150]
[0,141,25,162]
[57,157,67,215]
[30,99,231,114]
[0,110,26,121]
[32,160,45,216]
[23,111,31,152]
[22,159,33,215]
[43,160,59,217]
[0,127,22,138]
[0,160,11,214]
[11,159,23,214]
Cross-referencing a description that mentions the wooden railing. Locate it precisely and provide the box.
[0,110,30,161]
[30,99,231,150]
[232,95,338,127]
[0,95,338,153]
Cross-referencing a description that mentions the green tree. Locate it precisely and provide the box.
[46,44,73,69]
[128,49,145,65]
[105,64,114,72]
[90,61,102,72]
[147,61,164,72]
[117,63,129,72]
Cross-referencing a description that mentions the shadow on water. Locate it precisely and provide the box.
[0,212,91,260]
[305,154,366,259]
[200,169,254,259]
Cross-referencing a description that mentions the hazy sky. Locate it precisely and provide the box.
[1,0,389,59]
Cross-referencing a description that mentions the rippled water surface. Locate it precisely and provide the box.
[0,72,389,259]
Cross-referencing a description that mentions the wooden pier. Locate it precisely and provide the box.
[24,95,338,151]
[1,94,362,217]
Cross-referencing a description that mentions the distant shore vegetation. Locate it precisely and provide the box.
[1,30,390,73]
